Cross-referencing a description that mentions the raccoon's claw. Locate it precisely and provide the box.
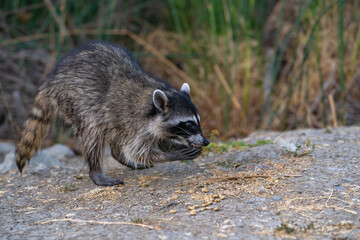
[162,147,203,161]
[89,170,124,186]
[16,160,25,174]
[127,161,152,170]
[135,162,152,170]
[16,155,27,174]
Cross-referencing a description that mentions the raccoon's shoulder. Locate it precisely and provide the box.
[61,41,141,69]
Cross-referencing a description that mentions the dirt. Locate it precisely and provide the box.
[1,127,359,239]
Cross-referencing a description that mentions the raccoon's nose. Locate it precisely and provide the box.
[203,138,210,146]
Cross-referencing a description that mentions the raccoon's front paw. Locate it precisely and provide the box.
[164,146,203,161]
[89,170,124,186]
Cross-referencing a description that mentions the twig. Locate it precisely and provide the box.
[206,175,271,181]
[285,192,358,215]
[325,188,333,207]
[283,174,302,177]
[0,33,48,46]
[4,2,45,16]
[242,175,271,179]
[325,205,357,215]
[37,218,155,229]
[286,196,359,206]
[43,0,67,44]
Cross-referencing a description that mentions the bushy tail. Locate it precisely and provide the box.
[16,91,55,173]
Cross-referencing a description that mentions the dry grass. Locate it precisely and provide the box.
[140,1,360,136]
[0,1,359,141]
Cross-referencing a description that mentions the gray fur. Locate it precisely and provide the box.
[19,41,209,186]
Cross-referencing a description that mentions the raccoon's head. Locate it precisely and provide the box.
[152,83,210,148]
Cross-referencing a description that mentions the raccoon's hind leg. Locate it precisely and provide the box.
[85,139,123,186]
[110,142,151,170]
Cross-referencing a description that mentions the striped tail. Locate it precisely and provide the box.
[16,91,55,173]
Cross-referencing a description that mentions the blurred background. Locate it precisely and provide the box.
[0,0,359,144]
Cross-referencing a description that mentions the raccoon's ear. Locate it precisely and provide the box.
[153,89,168,112]
[180,83,190,96]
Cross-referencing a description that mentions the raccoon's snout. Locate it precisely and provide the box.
[202,138,210,146]
[189,134,210,147]
[192,138,210,147]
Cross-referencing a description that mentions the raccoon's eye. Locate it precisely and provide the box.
[185,122,193,128]
[185,121,196,131]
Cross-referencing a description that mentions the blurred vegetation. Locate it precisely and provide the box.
[0,0,359,142]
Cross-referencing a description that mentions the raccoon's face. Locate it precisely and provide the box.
[153,83,210,148]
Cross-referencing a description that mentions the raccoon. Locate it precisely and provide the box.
[16,41,209,186]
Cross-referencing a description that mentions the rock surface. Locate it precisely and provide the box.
[0,142,15,164]
[42,144,75,159]
[0,127,359,239]
[0,144,73,174]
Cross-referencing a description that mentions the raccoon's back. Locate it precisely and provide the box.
[43,41,143,91]
[39,41,169,129]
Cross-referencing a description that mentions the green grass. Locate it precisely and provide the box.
[276,222,295,234]
[59,184,77,193]
[131,217,150,224]
[204,139,272,154]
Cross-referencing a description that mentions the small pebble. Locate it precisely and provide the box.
[237,222,245,228]
[201,188,208,193]
[214,199,221,203]
[202,202,212,207]
[213,207,220,211]
[175,190,185,194]
[272,196,282,201]
[169,210,176,214]
[65,213,75,218]
[170,195,179,200]
[189,210,197,216]
[148,188,154,191]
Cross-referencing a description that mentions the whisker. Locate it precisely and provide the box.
[173,125,192,136]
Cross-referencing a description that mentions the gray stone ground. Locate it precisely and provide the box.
[0,127,359,239]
